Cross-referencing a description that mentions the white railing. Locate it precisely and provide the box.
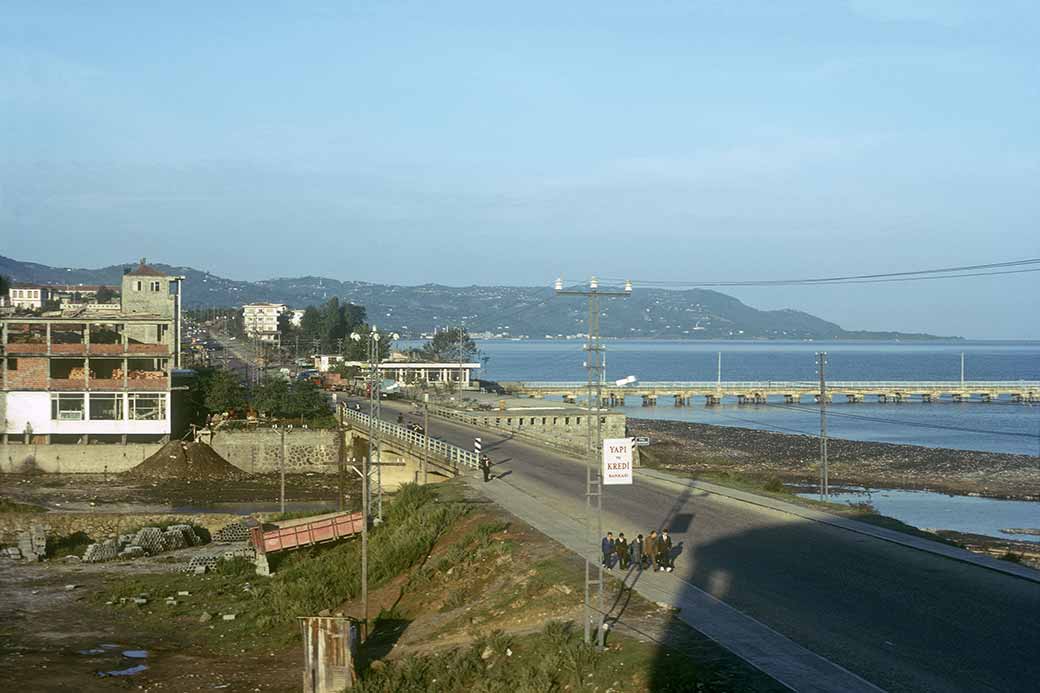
[342,406,479,470]
[510,380,1040,391]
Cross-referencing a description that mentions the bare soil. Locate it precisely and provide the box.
[126,441,246,482]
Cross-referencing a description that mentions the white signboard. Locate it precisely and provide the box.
[602,438,634,485]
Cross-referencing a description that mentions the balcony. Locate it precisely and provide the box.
[49,378,87,391]
[127,343,170,355]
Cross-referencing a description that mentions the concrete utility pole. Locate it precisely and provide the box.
[817,352,829,499]
[717,351,722,387]
[423,393,430,485]
[555,275,632,648]
[337,403,346,511]
[361,427,369,640]
[278,424,290,514]
[961,352,965,392]
[352,327,397,523]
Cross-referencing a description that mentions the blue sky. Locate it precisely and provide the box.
[2,1,1038,338]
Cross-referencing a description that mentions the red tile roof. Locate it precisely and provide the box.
[125,259,167,277]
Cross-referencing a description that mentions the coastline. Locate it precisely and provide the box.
[630,418,1040,502]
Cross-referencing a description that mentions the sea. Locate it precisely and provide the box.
[464,339,1040,457]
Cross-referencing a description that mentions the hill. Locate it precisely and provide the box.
[0,255,956,340]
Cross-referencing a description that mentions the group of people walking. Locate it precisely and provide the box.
[601,529,674,572]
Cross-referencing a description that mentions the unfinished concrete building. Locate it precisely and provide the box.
[1,261,179,448]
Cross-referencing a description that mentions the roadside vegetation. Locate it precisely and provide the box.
[0,496,47,513]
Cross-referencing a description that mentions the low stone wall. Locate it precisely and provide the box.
[209,429,342,474]
[429,406,627,456]
[0,511,244,544]
[0,442,157,474]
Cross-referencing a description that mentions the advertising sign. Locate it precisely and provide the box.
[602,438,634,485]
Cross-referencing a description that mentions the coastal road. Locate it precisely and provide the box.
[354,397,1040,693]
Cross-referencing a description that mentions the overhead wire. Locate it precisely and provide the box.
[599,257,1040,288]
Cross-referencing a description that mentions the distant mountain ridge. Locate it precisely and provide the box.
[0,255,958,340]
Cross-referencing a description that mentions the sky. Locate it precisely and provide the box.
[1,1,1038,338]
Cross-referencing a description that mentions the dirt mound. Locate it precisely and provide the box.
[127,441,247,481]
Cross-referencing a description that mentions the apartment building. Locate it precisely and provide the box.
[7,284,52,310]
[0,261,178,445]
[242,302,286,342]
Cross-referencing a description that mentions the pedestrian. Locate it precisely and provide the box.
[656,529,674,572]
[644,531,658,571]
[632,534,644,570]
[480,455,492,483]
[616,533,630,570]
[601,532,615,569]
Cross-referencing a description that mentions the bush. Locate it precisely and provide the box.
[47,531,94,558]
[762,477,785,493]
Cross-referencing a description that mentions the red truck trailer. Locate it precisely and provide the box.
[250,511,364,556]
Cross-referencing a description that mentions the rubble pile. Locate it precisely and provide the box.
[126,440,247,481]
[1,525,50,561]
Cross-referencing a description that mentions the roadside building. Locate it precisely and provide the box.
[242,303,286,343]
[7,284,52,310]
[314,354,481,388]
[0,261,179,446]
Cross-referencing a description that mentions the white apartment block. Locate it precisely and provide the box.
[8,285,51,310]
[242,303,287,342]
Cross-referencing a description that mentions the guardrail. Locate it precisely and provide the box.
[342,406,479,470]
[509,380,1040,390]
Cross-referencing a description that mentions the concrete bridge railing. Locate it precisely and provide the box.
[343,406,479,471]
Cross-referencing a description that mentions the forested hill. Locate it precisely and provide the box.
[0,255,956,340]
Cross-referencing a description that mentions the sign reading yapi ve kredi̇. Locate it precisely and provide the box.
[602,438,633,485]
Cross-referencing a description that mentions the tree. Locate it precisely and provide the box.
[0,275,8,299]
[252,376,328,419]
[299,306,323,353]
[421,327,477,362]
[95,286,117,304]
[202,368,248,415]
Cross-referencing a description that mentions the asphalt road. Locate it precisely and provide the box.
[356,397,1040,693]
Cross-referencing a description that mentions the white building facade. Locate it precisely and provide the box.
[242,303,287,342]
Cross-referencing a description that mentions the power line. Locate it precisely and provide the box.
[601,257,1040,288]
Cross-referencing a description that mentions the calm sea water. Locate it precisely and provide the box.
[458,340,1040,456]
[798,489,1040,543]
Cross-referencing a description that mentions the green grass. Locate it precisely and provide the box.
[355,621,718,692]
[93,482,469,652]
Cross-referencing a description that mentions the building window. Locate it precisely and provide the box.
[6,357,17,371]
[149,281,161,292]
[51,393,85,421]
[576,417,582,425]
[565,417,570,425]
[90,394,124,420]
[135,281,143,291]
[541,417,546,425]
[129,393,166,420]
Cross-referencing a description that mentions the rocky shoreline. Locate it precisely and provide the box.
[631,418,1040,501]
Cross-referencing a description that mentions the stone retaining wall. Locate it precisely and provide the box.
[0,442,156,474]
[0,512,244,544]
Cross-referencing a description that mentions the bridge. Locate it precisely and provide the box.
[501,380,1040,406]
[341,404,479,475]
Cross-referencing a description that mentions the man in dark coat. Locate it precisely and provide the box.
[632,534,644,570]
[645,531,658,571]
[656,529,674,572]
[601,532,615,569]
[479,455,491,482]
[616,533,630,570]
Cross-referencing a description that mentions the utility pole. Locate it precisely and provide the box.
[422,393,430,485]
[337,402,346,511]
[361,423,369,640]
[278,424,289,514]
[817,352,829,499]
[717,351,722,387]
[555,275,632,648]
[352,327,396,523]
[960,352,965,392]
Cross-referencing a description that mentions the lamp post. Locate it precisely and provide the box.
[554,275,632,648]
[350,327,398,523]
